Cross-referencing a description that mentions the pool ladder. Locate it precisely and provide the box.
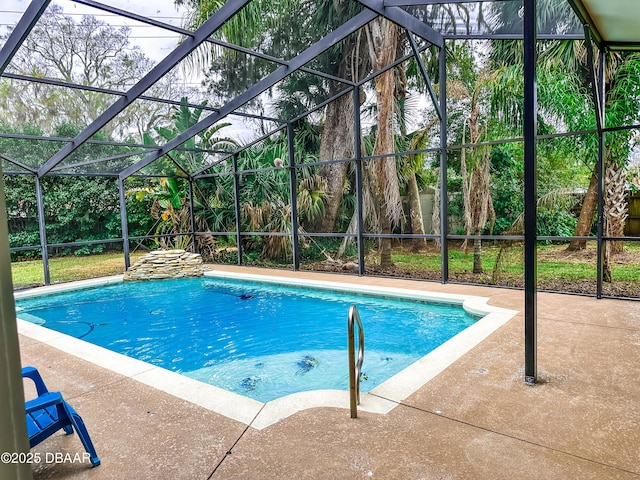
[348,304,364,418]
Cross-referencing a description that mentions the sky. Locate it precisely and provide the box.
[1,0,189,62]
[1,0,258,140]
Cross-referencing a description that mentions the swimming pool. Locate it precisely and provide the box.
[15,270,518,428]
[15,276,477,402]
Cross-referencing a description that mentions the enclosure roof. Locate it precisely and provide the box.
[569,0,640,50]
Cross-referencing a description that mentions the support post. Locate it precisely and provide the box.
[593,44,606,299]
[35,176,50,285]
[286,123,300,270]
[232,154,243,266]
[0,165,32,480]
[584,25,605,298]
[523,0,538,385]
[118,177,130,270]
[353,87,365,276]
[439,45,448,282]
[188,177,197,254]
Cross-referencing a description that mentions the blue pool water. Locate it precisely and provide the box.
[15,277,477,402]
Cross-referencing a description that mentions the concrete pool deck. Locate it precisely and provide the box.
[17,266,640,479]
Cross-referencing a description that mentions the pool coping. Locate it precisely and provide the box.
[14,270,518,430]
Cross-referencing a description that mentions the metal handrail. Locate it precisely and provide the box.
[348,304,364,419]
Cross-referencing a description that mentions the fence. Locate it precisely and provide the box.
[626,192,640,236]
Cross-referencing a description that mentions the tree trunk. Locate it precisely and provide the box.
[368,18,402,268]
[473,233,483,274]
[603,239,613,282]
[460,82,494,259]
[604,160,627,255]
[310,90,354,232]
[309,27,366,234]
[432,179,441,244]
[567,168,598,251]
[373,67,397,267]
[407,174,427,252]
[379,213,393,267]
[603,160,628,281]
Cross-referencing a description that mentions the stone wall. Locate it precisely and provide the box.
[123,249,205,281]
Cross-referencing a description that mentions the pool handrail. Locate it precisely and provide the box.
[348,304,365,418]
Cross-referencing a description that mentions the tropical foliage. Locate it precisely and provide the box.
[129,98,238,258]
[195,130,327,260]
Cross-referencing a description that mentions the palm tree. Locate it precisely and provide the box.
[461,100,495,273]
[362,4,472,266]
[487,0,640,281]
[447,43,496,273]
[366,17,404,267]
[536,49,640,262]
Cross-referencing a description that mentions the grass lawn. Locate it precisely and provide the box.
[391,242,640,284]
[11,252,144,288]
[10,243,639,297]
[294,239,638,296]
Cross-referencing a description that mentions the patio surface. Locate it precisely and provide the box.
[17,266,640,479]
